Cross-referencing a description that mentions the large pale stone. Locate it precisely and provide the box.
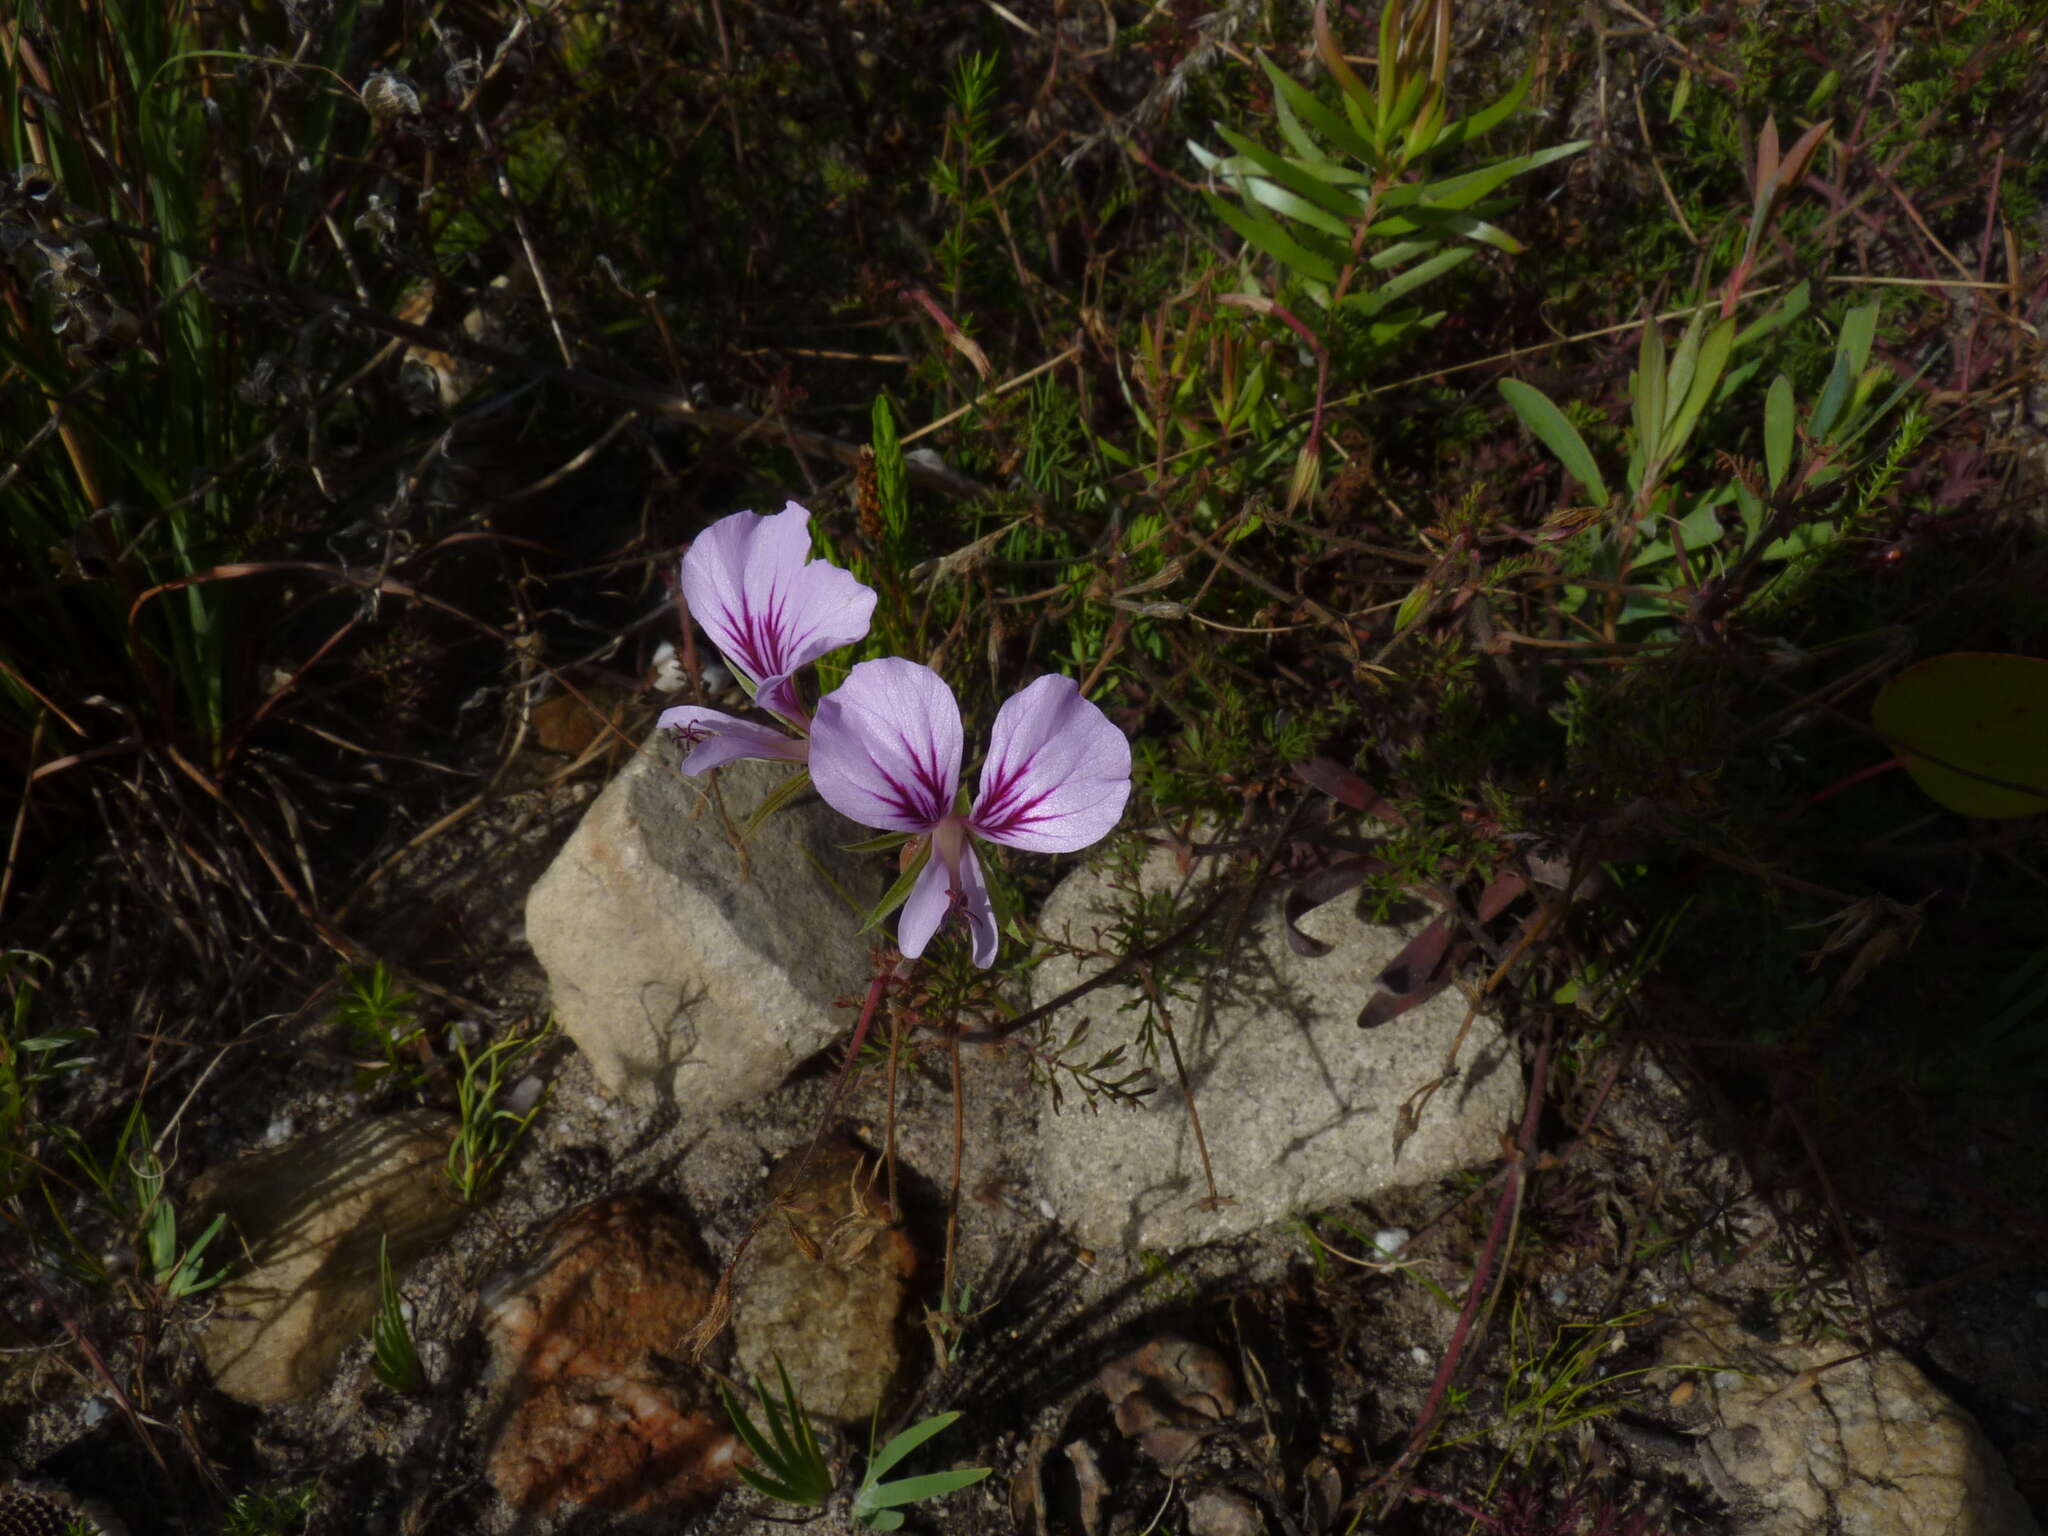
[1666,1302,2041,1536]
[1031,849,1522,1251]
[525,748,882,1115]
[193,1109,460,1405]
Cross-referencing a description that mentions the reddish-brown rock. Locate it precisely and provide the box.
[481,1193,739,1515]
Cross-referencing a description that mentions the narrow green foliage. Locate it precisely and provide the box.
[852,1410,993,1531]
[721,1360,833,1507]
[221,1483,321,1536]
[445,1023,551,1205]
[332,964,425,1091]
[870,398,911,545]
[371,1234,426,1393]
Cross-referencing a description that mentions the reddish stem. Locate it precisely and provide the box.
[1809,756,1903,805]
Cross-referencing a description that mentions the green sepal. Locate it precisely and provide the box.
[861,846,932,935]
[843,830,915,854]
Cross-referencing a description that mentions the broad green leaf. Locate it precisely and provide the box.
[1733,479,1767,547]
[1634,500,1726,567]
[1203,193,1342,285]
[1763,373,1795,490]
[1871,652,2048,819]
[1657,316,1736,463]
[1760,521,1836,560]
[1838,300,1880,374]
[1500,379,1610,507]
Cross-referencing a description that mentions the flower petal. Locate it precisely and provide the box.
[954,841,999,968]
[970,675,1131,852]
[658,704,805,774]
[809,659,963,834]
[895,852,953,960]
[894,841,998,966]
[680,502,876,718]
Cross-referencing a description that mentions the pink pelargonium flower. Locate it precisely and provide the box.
[657,502,877,774]
[809,658,1132,968]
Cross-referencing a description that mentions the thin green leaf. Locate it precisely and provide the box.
[1236,174,1355,242]
[1212,126,1361,221]
[842,830,914,854]
[1311,0,1377,147]
[1732,279,1810,349]
[1259,54,1374,163]
[1660,310,1705,437]
[860,1468,995,1510]
[1807,350,1855,443]
[1764,373,1795,491]
[1499,379,1610,507]
[1203,193,1343,285]
[1365,201,1522,253]
[868,1411,963,1480]
[1383,72,1430,143]
[1632,319,1666,479]
[1657,315,1736,462]
[1430,61,1533,153]
[1342,245,1471,317]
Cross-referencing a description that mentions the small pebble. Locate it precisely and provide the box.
[504,1075,545,1116]
[1712,1370,1743,1391]
[1410,1346,1432,1367]
[80,1397,111,1426]
[1373,1227,1410,1258]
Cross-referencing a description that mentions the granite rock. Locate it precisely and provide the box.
[192,1109,460,1405]
[525,749,882,1116]
[1665,1302,2042,1536]
[1031,848,1523,1250]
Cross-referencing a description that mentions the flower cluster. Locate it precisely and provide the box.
[661,503,1130,967]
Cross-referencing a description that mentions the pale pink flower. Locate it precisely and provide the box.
[809,658,1131,967]
[657,502,876,773]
